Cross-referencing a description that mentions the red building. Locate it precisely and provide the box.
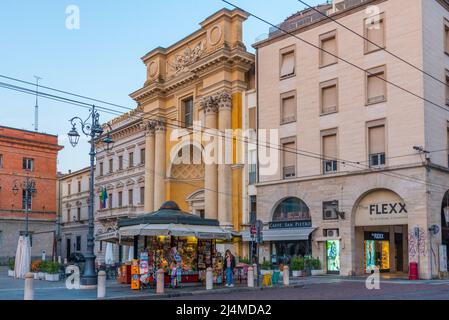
[0,126,63,262]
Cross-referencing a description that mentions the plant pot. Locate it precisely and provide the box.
[33,273,39,280]
[8,270,14,277]
[45,273,60,282]
[311,270,325,276]
[38,272,46,280]
[292,270,303,277]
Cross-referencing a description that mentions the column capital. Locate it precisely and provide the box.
[149,119,167,133]
[200,95,219,115]
[217,91,232,111]
[201,91,232,115]
[142,121,156,136]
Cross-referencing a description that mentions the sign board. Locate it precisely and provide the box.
[269,220,312,229]
[355,190,408,227]
[250,226,257,235]
[440,245,448,273]
[364,232,390,241]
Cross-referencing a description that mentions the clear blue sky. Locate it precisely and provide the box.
[0,0,322,173]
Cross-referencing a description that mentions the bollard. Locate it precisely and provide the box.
[206,267,213,290]
[97,271,107,299]
[58,256,62,264]
[247,267,254,288]
[253,264,258,286]
[283,266,290,286]
[24,272,34,300]
[156,269,165,294]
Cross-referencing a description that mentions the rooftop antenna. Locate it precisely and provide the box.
[33,76,42,132]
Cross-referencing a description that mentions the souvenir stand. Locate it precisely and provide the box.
[117,201,233,289]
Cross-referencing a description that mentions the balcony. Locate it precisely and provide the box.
[96,205,143,221]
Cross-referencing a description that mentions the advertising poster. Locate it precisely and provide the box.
[140,252,149,275]
[326,240,340,273]
[365,240,375,273]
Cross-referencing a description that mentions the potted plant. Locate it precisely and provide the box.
[31,260,42,280]
[7,259,15,277]
[260,260,272,275]
[310,258,324,276]
[291,257,305,277]
[38,260,48,280]
[45,262,60,282]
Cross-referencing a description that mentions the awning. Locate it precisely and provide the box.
[119,223,233,240]
[241,227,316,242]
[95,231,134,245]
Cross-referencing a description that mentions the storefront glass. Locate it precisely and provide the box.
[326,240,340,273]
[364,232,390,273]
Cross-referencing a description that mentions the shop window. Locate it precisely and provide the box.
[129,152,134,168]
[320,79,338,114]
[322,132,338,174]
[128,189,134,206]
[23,158,34,171]
[118,155,123,171]
[182,97,194,128]
[280,91,297,124]
[320,30,337,67]
[326,239,341,274]
[323,201,339,220]
[368,123,386,168]
[364,232,390,273]
[140,148,145,165]
[273,197,310,222]
[99,162,104,176]
[280,48,295,79]
[281,138,296,179]
[118,191,123,208]
[366,66,387,105]
[364,13,385,53]
[445,19,449,55]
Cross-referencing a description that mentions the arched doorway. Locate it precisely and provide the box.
[353,189,408,275]
[268,197,313,267]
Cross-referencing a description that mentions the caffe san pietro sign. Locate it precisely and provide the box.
[355,190,408,227]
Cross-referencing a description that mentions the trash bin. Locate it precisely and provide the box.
[409,262,419,280]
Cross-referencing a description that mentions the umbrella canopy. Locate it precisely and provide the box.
[14,236,31,279]
[104,242,115,265]
[128,246,134,262]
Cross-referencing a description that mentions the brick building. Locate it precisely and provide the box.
[0,126,63,263]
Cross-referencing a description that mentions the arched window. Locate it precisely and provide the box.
[273,197,310,222]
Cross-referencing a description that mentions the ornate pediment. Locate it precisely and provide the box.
[168,40,206,74]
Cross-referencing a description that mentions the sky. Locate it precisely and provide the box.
[0,0,322,173]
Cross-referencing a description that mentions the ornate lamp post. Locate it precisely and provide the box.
[67,105,114,286]
[12,177,37,237]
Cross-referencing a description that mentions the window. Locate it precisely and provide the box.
[368,122,386,168]
[280,47,295,79]
[198,210,205,219]
[280,91,297,124]
[22,189,32,210]
[128,189,134,206]
[182,97,194,128]
[446,70,449,106]
[140,148,146,165]
[322,132,338,174]
[248,107,256,130]
[129,152,134,168]
[109,158,113,174]
[320,79,338,114]
[99,162,104,176]
[67,209,71,223]
[76,236,81,252]
[0,154,3,168]
[364,13,385,53]
[282,138,296,179]
[68,183,71,196]
[108,193,113,209]
[273,197,310,222]
[248,149,257,185]
[118,155,123,171]
[23,158,34,171]
[323,201,339,220]
[77,207,81,222]
[445,19,449,55]
[320,30,337,67]
[447,124,449,168]
[250,195,257,224]
[366,66,387,105]
[140,187,145,205]
[118,191,123,208]
[77,181,81,193]
[0,231,3,248]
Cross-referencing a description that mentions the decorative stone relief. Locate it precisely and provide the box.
[208,25,223,46]
[168,40,206,73]
[200,91,232,115]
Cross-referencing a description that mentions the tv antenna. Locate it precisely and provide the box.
[33,76,42,132]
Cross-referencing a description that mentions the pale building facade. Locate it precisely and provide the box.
[250,0,449,279]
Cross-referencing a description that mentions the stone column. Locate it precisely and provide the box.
[201,96,218,220]
[218,92,233,228]
[153,120,166,210]
[144,122,155,212]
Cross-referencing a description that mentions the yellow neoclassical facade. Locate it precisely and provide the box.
[129,8,255,244]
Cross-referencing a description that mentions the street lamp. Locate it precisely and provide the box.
[67,105,114,287]
[12,178,37,237]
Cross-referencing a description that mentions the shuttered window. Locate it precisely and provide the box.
[367,66,386,105]
[365,13,385,53]
[248,107,256,130]
[280,51,295,78]
[445,20,449,55]
[320,31,337,67]
[446,70,449,106]
[321,80,338,114]
[369,125,385,155]
[323,135,337,160]
[282,138,296,179]
[281,92,296,124]
[182,97,194,128]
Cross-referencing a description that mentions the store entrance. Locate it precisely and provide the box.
[270,241,310,266]
[364,232,390,273]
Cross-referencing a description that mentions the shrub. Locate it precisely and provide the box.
[47,262,60,274]
[310,258,321,270]
[260,260,271,270]
[40,260,50,273]
[238,257,250,264]
[290,257,305,271]
[31,260,42,273]
[7,258,15,271]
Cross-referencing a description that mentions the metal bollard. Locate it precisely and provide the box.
[206,267,213,290]
[283,266,290,286]
[156,269,165,294]
[24,272,34,300]
[97,271,107,299]
[247,267,254,288]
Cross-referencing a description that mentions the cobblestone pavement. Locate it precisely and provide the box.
[2,267,449,300]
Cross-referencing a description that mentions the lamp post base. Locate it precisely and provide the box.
[80,254,98,287]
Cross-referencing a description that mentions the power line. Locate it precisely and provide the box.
[296,0,449,89]
[221,0,449,114]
